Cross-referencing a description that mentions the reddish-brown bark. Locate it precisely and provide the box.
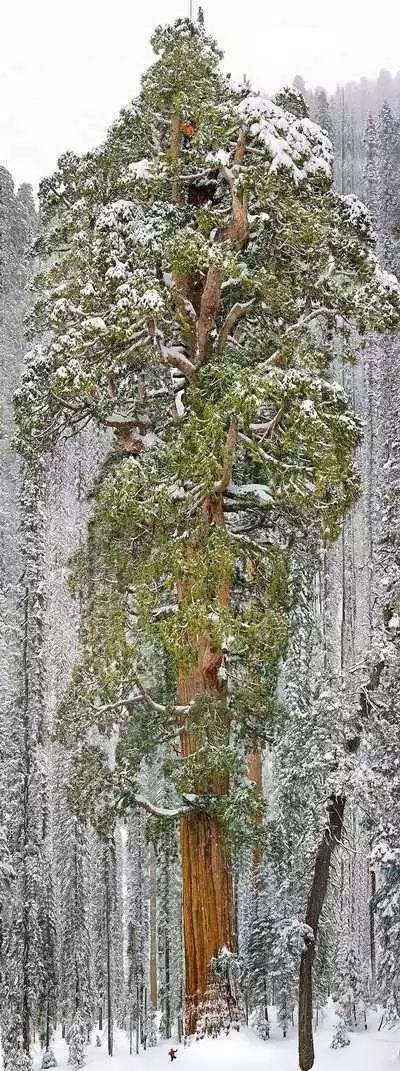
[177,494,236,1034]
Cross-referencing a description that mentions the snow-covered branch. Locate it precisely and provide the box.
[264,307,346,369]
[133,792,208,819]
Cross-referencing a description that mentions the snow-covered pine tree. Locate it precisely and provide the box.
[0,169,38,1066]
[377,101,400,272]
[9,1050,33,1071]
[155,787,183,1040]
[313,88,334,138]
[90,835,121,1055]
[364,115,380,231]
[335,943,368,1030]
[1,468,58,1063]
[57,800,94,1037]
[67,1013,87,1069]
[14,15,400,1038]
[125,808,149,1052]
[364,478,400,1020]
[41,1047,57,1069]
[331,1015,350,1049]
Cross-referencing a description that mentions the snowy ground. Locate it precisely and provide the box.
[28,1014,400,1071]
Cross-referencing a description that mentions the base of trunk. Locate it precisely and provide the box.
[298,950,314,1071]
[181,810,236,1035]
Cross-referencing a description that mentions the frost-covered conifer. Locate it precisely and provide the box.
[377,102,400,271]
[0,169,38,1060]
[331,1016,350,1049]
[364,114,380,229]
[156,805,183,1039]
[41,1048,57,1068]
[57,805,94,1033]
[1,466,59,1059]
[67,1014,87,1069]
[7,1050,33,1071]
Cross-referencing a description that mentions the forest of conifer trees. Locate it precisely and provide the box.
[1,11,400,1071]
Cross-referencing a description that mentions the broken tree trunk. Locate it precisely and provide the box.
[298,795,345,1071]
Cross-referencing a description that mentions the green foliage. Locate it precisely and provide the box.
[15,17,400,840]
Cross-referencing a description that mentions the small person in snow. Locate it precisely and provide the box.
[168,1047,178,1062]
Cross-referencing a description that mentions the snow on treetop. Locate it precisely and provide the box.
[238,94,333,182]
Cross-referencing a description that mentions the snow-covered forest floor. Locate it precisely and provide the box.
[22,1014,400,1071]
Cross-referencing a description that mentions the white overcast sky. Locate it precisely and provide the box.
[1,0,400,191]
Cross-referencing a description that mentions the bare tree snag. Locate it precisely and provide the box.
[298,795,345,1071]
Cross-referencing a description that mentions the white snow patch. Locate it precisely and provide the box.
[129,158,151,179]
[28,1017,400,1071]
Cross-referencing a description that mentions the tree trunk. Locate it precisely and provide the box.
[105,851,113,1057]
[178,495,236,1035]
[136,984,140,1055]
[22,587,31,1054]
[165,926,171,1038]
[369,865,377,991]
[46,999,51,1051]
[298,795,345,1071]
[180,809,236,1033]
[149,847,158,1010]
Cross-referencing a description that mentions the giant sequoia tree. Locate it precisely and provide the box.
[15,17,400,1035]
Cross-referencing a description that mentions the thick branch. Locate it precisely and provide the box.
[234,129,247,165]
[132,675,192,717]
[197,266,223,364]
[134,792,211,819]
[217,300,255,353]
[220,131,249,247]
[250,407,284,442]
[148,318,197,383]
[92,680,191,719]
[172,288,198,356]
[213,415,239,494]
[134,795,194,819]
